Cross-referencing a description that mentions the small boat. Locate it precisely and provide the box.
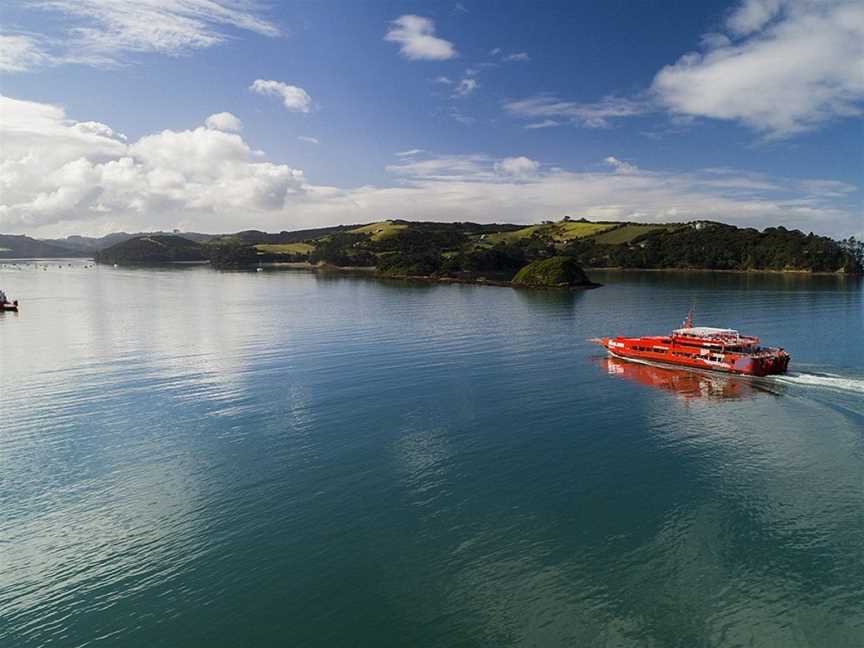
[0,289,18,312]
[591,309,790,377]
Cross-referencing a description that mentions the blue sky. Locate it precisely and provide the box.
[1,0,862,238]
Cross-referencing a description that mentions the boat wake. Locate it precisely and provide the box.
[769,371,864,394]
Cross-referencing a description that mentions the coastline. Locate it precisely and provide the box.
[585,266,861,276]
[261,260,859,282]
[262,261,600,289]
[11,258,858,279]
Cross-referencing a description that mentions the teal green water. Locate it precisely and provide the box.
[1,263,863,647]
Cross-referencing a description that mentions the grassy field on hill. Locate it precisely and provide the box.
[255,243,315,255]
[348,222,409,240]
[591,224,673,245]
[485,221,614,245]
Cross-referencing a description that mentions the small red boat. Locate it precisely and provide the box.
[0,289,18,312]
[592,310,790,377]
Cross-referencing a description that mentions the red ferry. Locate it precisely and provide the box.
[0,289,18,312]
[592,310,790,377]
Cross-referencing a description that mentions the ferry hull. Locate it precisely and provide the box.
[597,339,789,377]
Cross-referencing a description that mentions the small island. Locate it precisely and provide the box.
[512,256,596,288]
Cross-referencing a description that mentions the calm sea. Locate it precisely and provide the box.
[1,261,862,647]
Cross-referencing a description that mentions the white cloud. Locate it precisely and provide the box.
[524,120,560,129]
[726,0,784,36]
[250,80,313,113]
[385,15,457,61]
[386,154,495,181]
[604,156,639,174]
[297,136,319,144]
[0,95,303,233]
[2,1,279,71]
[495,156,540,178]
[490,49,530,62]
[395,149,425,157]
[0,34,51,72]
[652,0,864,137]
[453,78,478,97]
[504,94,648,128]
[205,112,243,132]
[1,95,860,239]
[355,154,863,238]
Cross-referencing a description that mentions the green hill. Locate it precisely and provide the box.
[277,218,860,276]
[95,235,208,265]
[0,234,90,259]
[42,231,213,253]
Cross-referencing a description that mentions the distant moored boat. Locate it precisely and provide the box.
[0,289,18,312]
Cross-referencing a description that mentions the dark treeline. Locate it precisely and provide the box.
[311,223,861,277]
[562,224,861,272]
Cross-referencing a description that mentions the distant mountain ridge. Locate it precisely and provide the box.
[0,234,92,259]
[41,231,213,253]
[0,231,213,258]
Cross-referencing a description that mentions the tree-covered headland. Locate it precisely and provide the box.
[93,219,863,285]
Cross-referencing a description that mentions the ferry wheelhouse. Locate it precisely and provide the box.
[592,311,790,377]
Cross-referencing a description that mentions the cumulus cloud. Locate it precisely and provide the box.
[0,95,304,233]
[1,1,279,71]
[385,15,457,61]
[504,94,649,128]
[502,1,862,138]
[1,96,860,238]
[495,156,540,178]
[726,0,785,36]
[250,80,313,113]
[604,156,639,174]
[652,0,864,136]
[205,112,243,132]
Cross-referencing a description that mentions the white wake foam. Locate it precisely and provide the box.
[771,372,864,394]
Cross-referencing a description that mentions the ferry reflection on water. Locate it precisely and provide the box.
[595,356,783,401]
